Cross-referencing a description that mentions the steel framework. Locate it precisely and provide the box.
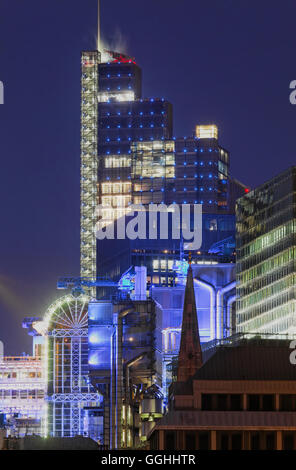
[80,51,100,296]
[45,295,101,437]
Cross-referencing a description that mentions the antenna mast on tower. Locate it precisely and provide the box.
[97,0,101,52]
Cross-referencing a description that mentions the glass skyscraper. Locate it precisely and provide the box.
[236,166,296,335]
[97,53,173,227]
[83,50,247,288]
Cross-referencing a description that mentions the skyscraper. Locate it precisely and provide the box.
[97,53,173,228]
[236,166,296,335]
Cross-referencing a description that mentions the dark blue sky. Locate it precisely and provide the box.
[0,0,295,354]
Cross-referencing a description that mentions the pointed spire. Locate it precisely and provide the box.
[177,263,203,383]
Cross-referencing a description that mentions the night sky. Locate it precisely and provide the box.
[0,0,295,354]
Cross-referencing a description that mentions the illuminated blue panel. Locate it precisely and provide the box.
[88,301,113,370]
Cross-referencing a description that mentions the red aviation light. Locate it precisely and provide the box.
[244,188,250,193]
[105,50,137,64]
[112,55,136,65]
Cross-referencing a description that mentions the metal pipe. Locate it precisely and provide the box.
[194,278,216,341]
[216,281,236,340]
[227,295,236,336]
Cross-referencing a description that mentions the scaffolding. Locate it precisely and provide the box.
[80,51,100,295]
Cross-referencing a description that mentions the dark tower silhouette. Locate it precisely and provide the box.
[177,259,203,382]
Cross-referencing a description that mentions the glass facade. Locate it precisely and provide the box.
[95,53,246,288]
[131,140,175,205]
[174,134,230,212]
[236,167,296,335]
[97,57,173,233]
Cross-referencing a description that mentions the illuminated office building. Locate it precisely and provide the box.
[173,125,232,211]
[97,122,245,286]
[97,54,173,228]
[236,167,296,335]
[0,342,46,437]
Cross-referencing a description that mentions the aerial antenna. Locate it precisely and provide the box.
[97,0,101,52]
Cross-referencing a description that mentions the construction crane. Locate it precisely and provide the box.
[57,266,137,296]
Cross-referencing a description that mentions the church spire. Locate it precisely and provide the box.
[177,260,203,382]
